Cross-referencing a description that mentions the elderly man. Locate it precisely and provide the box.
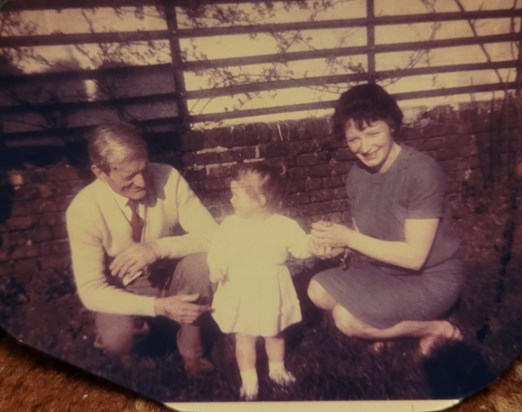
[66,122,217,376]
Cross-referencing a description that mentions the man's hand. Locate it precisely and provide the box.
[154,293,211,324]
[110,242,159,279]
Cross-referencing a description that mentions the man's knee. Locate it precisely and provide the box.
[94,314,148,356]
[170,253,211,298]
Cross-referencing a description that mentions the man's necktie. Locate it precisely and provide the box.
[127,199,143,242]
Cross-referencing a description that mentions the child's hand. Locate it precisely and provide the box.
[210,271,228,284]
[309,238,345,259]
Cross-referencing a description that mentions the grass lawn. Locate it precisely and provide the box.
[1,177,521,404]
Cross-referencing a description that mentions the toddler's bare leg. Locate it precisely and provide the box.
[265,335,296,386]
[235,334,258,400]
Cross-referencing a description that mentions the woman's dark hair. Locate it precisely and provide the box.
[234,163,287,211]
[332,83,404,140]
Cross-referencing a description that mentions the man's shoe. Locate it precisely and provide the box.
[183,357,214,378]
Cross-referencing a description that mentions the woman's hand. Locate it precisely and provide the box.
[309,238,346,259]
[311,221,352,248]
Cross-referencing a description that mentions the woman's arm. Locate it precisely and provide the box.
[311,218,440,270]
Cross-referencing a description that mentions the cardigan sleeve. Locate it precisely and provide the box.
[66,195,156,317]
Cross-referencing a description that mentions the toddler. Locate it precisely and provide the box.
[207,163,316,400]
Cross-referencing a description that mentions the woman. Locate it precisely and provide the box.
[308,83,464,355]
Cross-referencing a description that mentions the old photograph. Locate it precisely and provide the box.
[0,0,521,410]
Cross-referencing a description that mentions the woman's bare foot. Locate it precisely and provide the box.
[369,340,392,355]
[419,320,462,356]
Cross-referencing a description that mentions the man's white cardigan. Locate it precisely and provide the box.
[66,163,217,317]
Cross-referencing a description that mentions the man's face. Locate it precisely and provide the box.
[94,158,149,201]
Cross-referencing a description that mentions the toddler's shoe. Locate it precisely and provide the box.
[239,382,258,401]
[269,368,296,386]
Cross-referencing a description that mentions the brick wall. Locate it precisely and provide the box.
[1,99,520,278]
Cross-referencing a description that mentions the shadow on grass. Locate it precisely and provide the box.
[423,341,495,399]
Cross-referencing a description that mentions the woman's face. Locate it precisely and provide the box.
[344,119,397,173]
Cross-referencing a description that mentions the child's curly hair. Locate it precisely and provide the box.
[234,163,287,212]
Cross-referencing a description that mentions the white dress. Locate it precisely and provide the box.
[208,214,311,337]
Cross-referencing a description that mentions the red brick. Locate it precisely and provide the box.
[288,167,307,179]
[305,177,322,191]
[30,227,54,243]
[201,129,222,149]
[36,183,55,198]
[259,142,289,158]
[332,148,355,162]
[333,187,348,199]
[183,169,206,183]
[201,178,229,191]
[180,131,204,152]
[51,224,68,240]
[233,147,256,162]
[38,213,65,226]
[0,260,12,276]
[11,199,58,216]
[39,239,70,255]
[301,201,336,216]
[7,231,27,246]
[37,254,71,270]
[12,185,40,201]
[424,137,445,151]
[308,165,333,178]
[194,152,219,165]
[310,189,334,203]
[25,169,47,184]
[297,152,329,166]
[47,164,82,181]
[14,258,38,273]
[55,195,74,212]
[289,140,317,155]
[207,165,236,179]
[181,153,195,167]
[287,192,310,206]
[286,175,305,193]
[11,243,40,260]
[323,176,343,188]
[55,180,86,196]
[432,148,457,162]
[5,216,36,231]
[217,151,235,163]
[329,162,351,175]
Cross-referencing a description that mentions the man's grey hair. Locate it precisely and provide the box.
[87,122,148,173]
